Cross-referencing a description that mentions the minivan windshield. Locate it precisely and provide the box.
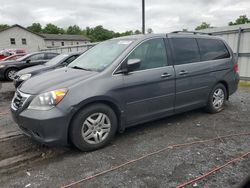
[45,54,69,66]
[68,39,134,71]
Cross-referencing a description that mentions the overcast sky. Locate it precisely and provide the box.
[0,0,250,32]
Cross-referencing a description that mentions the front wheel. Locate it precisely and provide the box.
[70,104,117,151]
[5,68,18,81]
[205,83,227,113]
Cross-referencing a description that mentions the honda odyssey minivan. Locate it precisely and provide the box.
[11,33,239,151]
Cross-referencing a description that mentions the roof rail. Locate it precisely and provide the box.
[171,31,212,35]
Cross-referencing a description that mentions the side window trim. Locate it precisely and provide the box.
[112,37,171,76]
[169,37,201,65]
[129,38,168,72]
[115,37,169,74]
[29,53,45,61]
[196,38,231,61]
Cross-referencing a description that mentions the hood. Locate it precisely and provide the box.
[0,60,24,66]
[19,67,98,95]
[17,64,52,76]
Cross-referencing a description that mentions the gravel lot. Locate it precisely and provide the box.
[0,81,249,188]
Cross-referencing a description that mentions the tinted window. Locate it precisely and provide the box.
[171,38,200,65]
[127,38,168,71]
[46,53,58,59]
[197,39,230,61]
[45,54,68,66]
[64,55,79,65]
[28,54,45,61]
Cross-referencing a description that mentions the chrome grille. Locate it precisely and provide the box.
[11,90,30,110]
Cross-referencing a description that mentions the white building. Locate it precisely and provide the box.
[0,25,45,52]
[0,24,90,53]
[42,33,89,48]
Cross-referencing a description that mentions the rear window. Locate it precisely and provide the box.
[197,39,230,61]
[170,38,200,65]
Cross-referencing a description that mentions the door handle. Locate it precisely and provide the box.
[179,70,189,75]
[161,73,172,78]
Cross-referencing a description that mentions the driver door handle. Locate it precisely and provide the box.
[179,70,189,75]
[161,73,172,78]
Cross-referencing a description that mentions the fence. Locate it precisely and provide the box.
[40,43,98,54]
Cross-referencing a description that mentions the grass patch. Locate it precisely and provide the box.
[239,81,250,87]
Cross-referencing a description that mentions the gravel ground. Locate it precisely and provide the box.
[0,81,249,188]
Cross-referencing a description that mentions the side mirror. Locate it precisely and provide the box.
[115,59,141,74]
[127,59,141,72]
[26,59,31,63]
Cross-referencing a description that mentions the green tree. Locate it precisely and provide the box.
[147,28,153,34]
[27,23,42,33]
[0,24,9,31]
[119,30,133,36]
[66,25,82,35]
[43,23,65,34]
[195,22,212,30]
[86,25,115,42]
[229,15,250,26]
[134,30,142,34]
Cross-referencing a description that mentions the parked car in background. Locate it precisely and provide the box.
[11,33,239,151]
[0,53,26,62]
[14,52,83,88]
[0,49,26,60]
[0,52,59,80]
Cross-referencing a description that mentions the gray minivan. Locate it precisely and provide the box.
[11,33,239,151]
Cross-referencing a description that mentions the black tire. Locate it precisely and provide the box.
[70,104,118,151]
[205,83,227,114]
[5,68,18,81]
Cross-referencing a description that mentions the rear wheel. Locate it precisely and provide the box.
[70,104,117,151]
[205,83,227,113]
[5,68,18,81]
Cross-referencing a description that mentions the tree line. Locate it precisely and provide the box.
[0,23,143,42]
[0,15,249,41]
[195,15,250,30]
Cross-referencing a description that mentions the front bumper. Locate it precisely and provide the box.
[11,107,71,146]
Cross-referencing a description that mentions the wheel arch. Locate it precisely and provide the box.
[217,80,229,100]
[4,67,19,79]
[67,98,124,144]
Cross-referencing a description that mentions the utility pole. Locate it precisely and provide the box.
[142,0,145,34]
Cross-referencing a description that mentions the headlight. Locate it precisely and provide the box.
[28,88,68,110]
[0,65,6,68]
[19,74,31,81]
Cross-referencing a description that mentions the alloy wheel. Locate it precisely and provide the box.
[212,88,225,109]
[7,70,17,80]
[82,113,111,144]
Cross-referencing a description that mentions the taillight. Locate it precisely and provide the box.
[233,64,238,73]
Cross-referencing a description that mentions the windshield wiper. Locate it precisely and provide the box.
[70,66,93,71]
